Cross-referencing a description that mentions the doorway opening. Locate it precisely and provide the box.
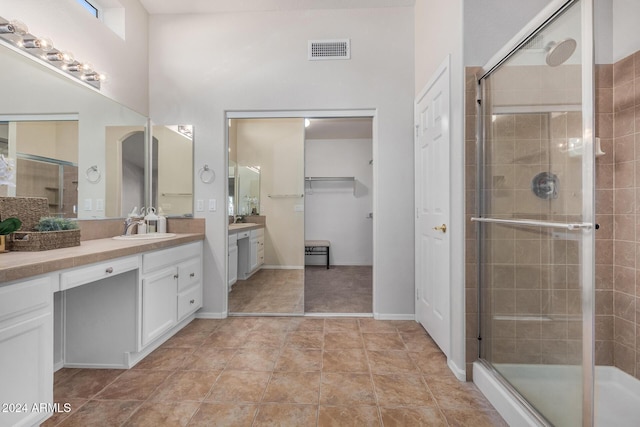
[225,110,376,317]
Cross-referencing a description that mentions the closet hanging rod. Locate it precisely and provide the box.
[268,194,304,198]
[305,176,355,181]
[471,217,592,231]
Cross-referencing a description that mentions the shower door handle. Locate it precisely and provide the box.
[433,224,447,233]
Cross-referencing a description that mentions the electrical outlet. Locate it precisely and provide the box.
[196,199,204,212]
[96,199,104,211]
[208,199,216,211]
[83,199,92,211]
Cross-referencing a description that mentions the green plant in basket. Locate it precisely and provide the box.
[35,217,78,232]
[0,217,22,235]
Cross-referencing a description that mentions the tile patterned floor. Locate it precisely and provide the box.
[304,266,372,313]
[44,317,506,426]
[229,269,304,314]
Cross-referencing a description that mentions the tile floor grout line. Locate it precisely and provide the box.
[358,318,385,426]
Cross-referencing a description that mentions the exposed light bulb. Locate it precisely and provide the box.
[8,20,28,35]
[62,62,82,72]
[61,51,75,64]
[37,36,53,52]
[305,118,311,128]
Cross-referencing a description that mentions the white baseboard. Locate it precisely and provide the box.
[448,358,467,382]
[373,313,416,321]
[196,312,227,319]
[304,312,373,318]
[304,262,373,267]
[261,265,304,270]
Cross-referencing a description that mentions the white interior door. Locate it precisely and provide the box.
[415,57,450,357]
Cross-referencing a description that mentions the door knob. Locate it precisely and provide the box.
[433,224,447,233]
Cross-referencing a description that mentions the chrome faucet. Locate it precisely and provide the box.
[123,217,138,235]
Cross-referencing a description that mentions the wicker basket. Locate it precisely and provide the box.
[9,229,81,252]
[0,197,81,251]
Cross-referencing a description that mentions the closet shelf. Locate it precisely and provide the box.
[305,177,356,196]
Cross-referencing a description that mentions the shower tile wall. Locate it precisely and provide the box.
[466,52,640,380]
[464,63,610,378]
[609,51,640,378]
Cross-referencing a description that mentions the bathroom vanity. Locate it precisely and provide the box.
[228,223,264,290]
[0,233,203,427]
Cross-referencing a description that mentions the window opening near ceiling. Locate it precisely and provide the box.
[76,0,100,19]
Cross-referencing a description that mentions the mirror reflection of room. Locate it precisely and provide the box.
[227,118,304,314]
[226,117,373,315]
[1,120,79,218]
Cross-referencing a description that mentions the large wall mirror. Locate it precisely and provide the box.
[0,41,194,219]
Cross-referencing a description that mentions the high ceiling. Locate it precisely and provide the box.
[140,0,415,14]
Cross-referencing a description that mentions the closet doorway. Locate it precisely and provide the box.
[303,118,373,314]
[226,111,375,316]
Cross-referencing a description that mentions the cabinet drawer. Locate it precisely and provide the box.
[178,257,201,291]
[0,277,52,324]
[250,228,264,238]
[143,242,201,274]
[60,257,138,291]
[236,230,250,239]
[178,285,202,320]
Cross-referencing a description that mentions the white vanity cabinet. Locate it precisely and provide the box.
[0,276,53,427]
[228,234,238,289]
[250,228,264,272]
[140,241,202,347]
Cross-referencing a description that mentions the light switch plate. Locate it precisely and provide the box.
[208,199,216,211]
[96,199,104,211]
[294,204,304,212]
[196,199,204,212]
[84,199,92,211]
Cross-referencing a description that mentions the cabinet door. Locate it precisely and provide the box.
[0,277,53,427]
[141,268,177,347]
[228,243,238,288]
[249,237,259,272]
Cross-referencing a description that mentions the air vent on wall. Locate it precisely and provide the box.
[308,39,351,61]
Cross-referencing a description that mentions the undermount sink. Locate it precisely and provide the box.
[113,233,177,240]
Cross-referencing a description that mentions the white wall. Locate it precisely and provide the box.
[149,7,415,318]
[305,138,373,266]
[2,0,149,115]
[613,0,640,61]
[463,0,552,67]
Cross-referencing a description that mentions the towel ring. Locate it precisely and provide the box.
[199,164,215,184]
[85,165,101,184]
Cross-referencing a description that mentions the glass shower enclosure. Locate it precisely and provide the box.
[474,0,594,425]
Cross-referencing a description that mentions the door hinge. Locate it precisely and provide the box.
[416,288,419,300]
[416,207,419,219]
[415,124,419,138]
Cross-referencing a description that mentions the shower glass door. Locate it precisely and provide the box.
[477,0,594,425]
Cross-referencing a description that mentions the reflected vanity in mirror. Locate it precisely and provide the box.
[0,38,148,219]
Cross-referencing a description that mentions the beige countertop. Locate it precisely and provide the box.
[0,233,204,283]
[228,223,264,233]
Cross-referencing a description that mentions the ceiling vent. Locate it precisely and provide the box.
[308,39,351,61]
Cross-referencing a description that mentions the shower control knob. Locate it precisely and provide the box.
[433,224,447,233]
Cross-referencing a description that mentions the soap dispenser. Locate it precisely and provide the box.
[144,207,159,233]
[157,207,167,233]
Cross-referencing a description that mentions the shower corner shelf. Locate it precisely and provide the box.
[304,176,356,196]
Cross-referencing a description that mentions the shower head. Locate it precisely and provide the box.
[545,38,577,67]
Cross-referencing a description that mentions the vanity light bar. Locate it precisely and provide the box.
[0,15,104,90]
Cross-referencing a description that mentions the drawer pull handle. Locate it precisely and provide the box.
[190,273,195,278]
[105,267,114,274]
[190,299,195,304]
[174,274,179,279]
